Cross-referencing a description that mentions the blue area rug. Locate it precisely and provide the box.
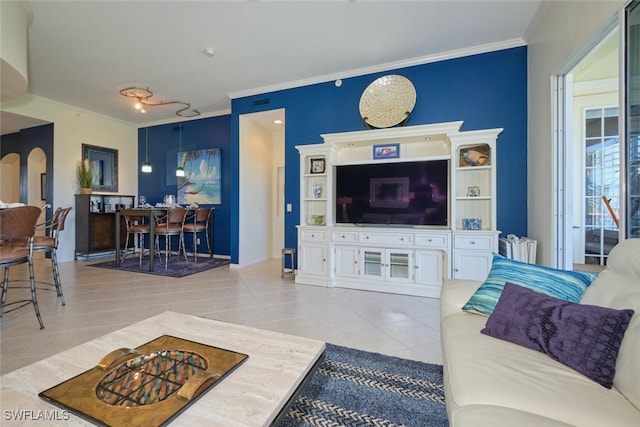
[88,255,230,278]
[280,344,449,427]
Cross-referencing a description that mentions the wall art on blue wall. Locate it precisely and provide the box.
[177,148,221,205]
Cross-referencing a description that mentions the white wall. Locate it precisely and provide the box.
[0,153,20,202]
[1,94,138,262]
[525,0,625,266]
[271,128,285,259]
[238,117,274,266]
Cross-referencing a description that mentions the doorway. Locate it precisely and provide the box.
[238,109,285,266]
[554,22,620,270]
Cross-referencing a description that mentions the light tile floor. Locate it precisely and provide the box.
[0,255,442,375]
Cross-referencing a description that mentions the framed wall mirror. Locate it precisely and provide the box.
[82,144,118,192]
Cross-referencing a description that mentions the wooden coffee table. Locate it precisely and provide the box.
[0,312,325,426]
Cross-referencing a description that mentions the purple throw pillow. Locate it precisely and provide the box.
[481,282,634,388]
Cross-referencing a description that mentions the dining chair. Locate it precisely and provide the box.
[154,207,187,269]
[122,214,151,266]
[181,207,214,262]
[32,206,72,306]
[0,206,45,329]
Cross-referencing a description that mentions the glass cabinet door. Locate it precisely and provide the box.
[388,251,410,279]
[362,249,383,278]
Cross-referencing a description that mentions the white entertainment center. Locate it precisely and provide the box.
[295,121,502,298]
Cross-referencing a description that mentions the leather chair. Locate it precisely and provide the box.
[182,207,214,262]
[122,214,151,266]
[0,206,45,329]
[32,206,72,306]
[154,207,187,269]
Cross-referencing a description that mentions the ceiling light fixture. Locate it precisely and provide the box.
[176,123,185,177]
[141,128,152,173]
[119,87,200,118]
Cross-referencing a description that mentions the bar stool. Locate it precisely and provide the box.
[0,206,45,329]
[281,248,296,279]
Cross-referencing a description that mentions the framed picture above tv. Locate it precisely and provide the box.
[372,143,399,160]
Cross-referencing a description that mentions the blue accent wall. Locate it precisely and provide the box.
[138,115,231,256]
[139,47,528,264]
[230,47,528,264]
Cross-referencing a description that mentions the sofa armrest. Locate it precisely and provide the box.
[441,279,482,319]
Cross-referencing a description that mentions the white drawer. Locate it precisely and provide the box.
[415,233,449,248]
[332,231,357,242]
[454,234,494,251]
[359,232,413,246]
[301,230,327,242]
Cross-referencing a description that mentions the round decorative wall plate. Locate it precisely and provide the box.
[359,75,417,128]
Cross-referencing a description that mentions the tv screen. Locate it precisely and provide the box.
[335,160,448,226]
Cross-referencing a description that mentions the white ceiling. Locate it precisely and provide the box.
[1,0,544,135]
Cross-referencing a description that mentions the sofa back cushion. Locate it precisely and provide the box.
[581,239,640,410]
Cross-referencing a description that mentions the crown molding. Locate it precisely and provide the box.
[227,38,526,100]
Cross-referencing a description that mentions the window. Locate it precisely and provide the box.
[584,107,619,265]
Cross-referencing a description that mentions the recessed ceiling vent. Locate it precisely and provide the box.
[252,98,270,107]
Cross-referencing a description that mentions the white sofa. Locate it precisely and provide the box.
[440,238,640,426]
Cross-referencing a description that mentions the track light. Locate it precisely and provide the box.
[120,86,200,118]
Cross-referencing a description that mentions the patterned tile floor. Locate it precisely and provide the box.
[0,255,442,375]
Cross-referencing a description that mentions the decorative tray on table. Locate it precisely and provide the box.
[39,335,248,426]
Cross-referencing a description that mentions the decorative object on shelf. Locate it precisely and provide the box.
[311,215,325,225]
[467,186,480,197]
[459,143,491,167]
[313,183,323,199]
[77,159,93,194]
[372,143,400,160]
[310,158,326,174]
[462,218,482,230]
[359,75,416,129]
[82,144,118,192]
[141,128,152,173]
[119,86,200,118]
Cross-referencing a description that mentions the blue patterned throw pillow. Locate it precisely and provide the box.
[462,254,596,316]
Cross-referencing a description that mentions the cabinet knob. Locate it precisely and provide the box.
[428,239,432,242]
[311,234,315,238]
[365,236,369,239]
[342,235,345,238]
[400,237,404,241]
[470,241,476,245]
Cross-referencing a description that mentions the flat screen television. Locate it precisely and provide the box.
[335,159,448,226]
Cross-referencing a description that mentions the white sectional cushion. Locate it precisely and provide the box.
[604,238,640,278]
[451,405,574,427]
[441,311,640,426]
[581,269,640,411]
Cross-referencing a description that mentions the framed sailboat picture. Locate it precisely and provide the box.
[177,148,221,205]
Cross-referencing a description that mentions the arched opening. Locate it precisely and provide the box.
[0,152,20,203]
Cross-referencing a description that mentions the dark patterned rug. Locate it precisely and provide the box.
[88,255,230,278]
[279,344,449,427]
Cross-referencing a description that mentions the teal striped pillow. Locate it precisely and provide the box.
[462,254,597,316]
